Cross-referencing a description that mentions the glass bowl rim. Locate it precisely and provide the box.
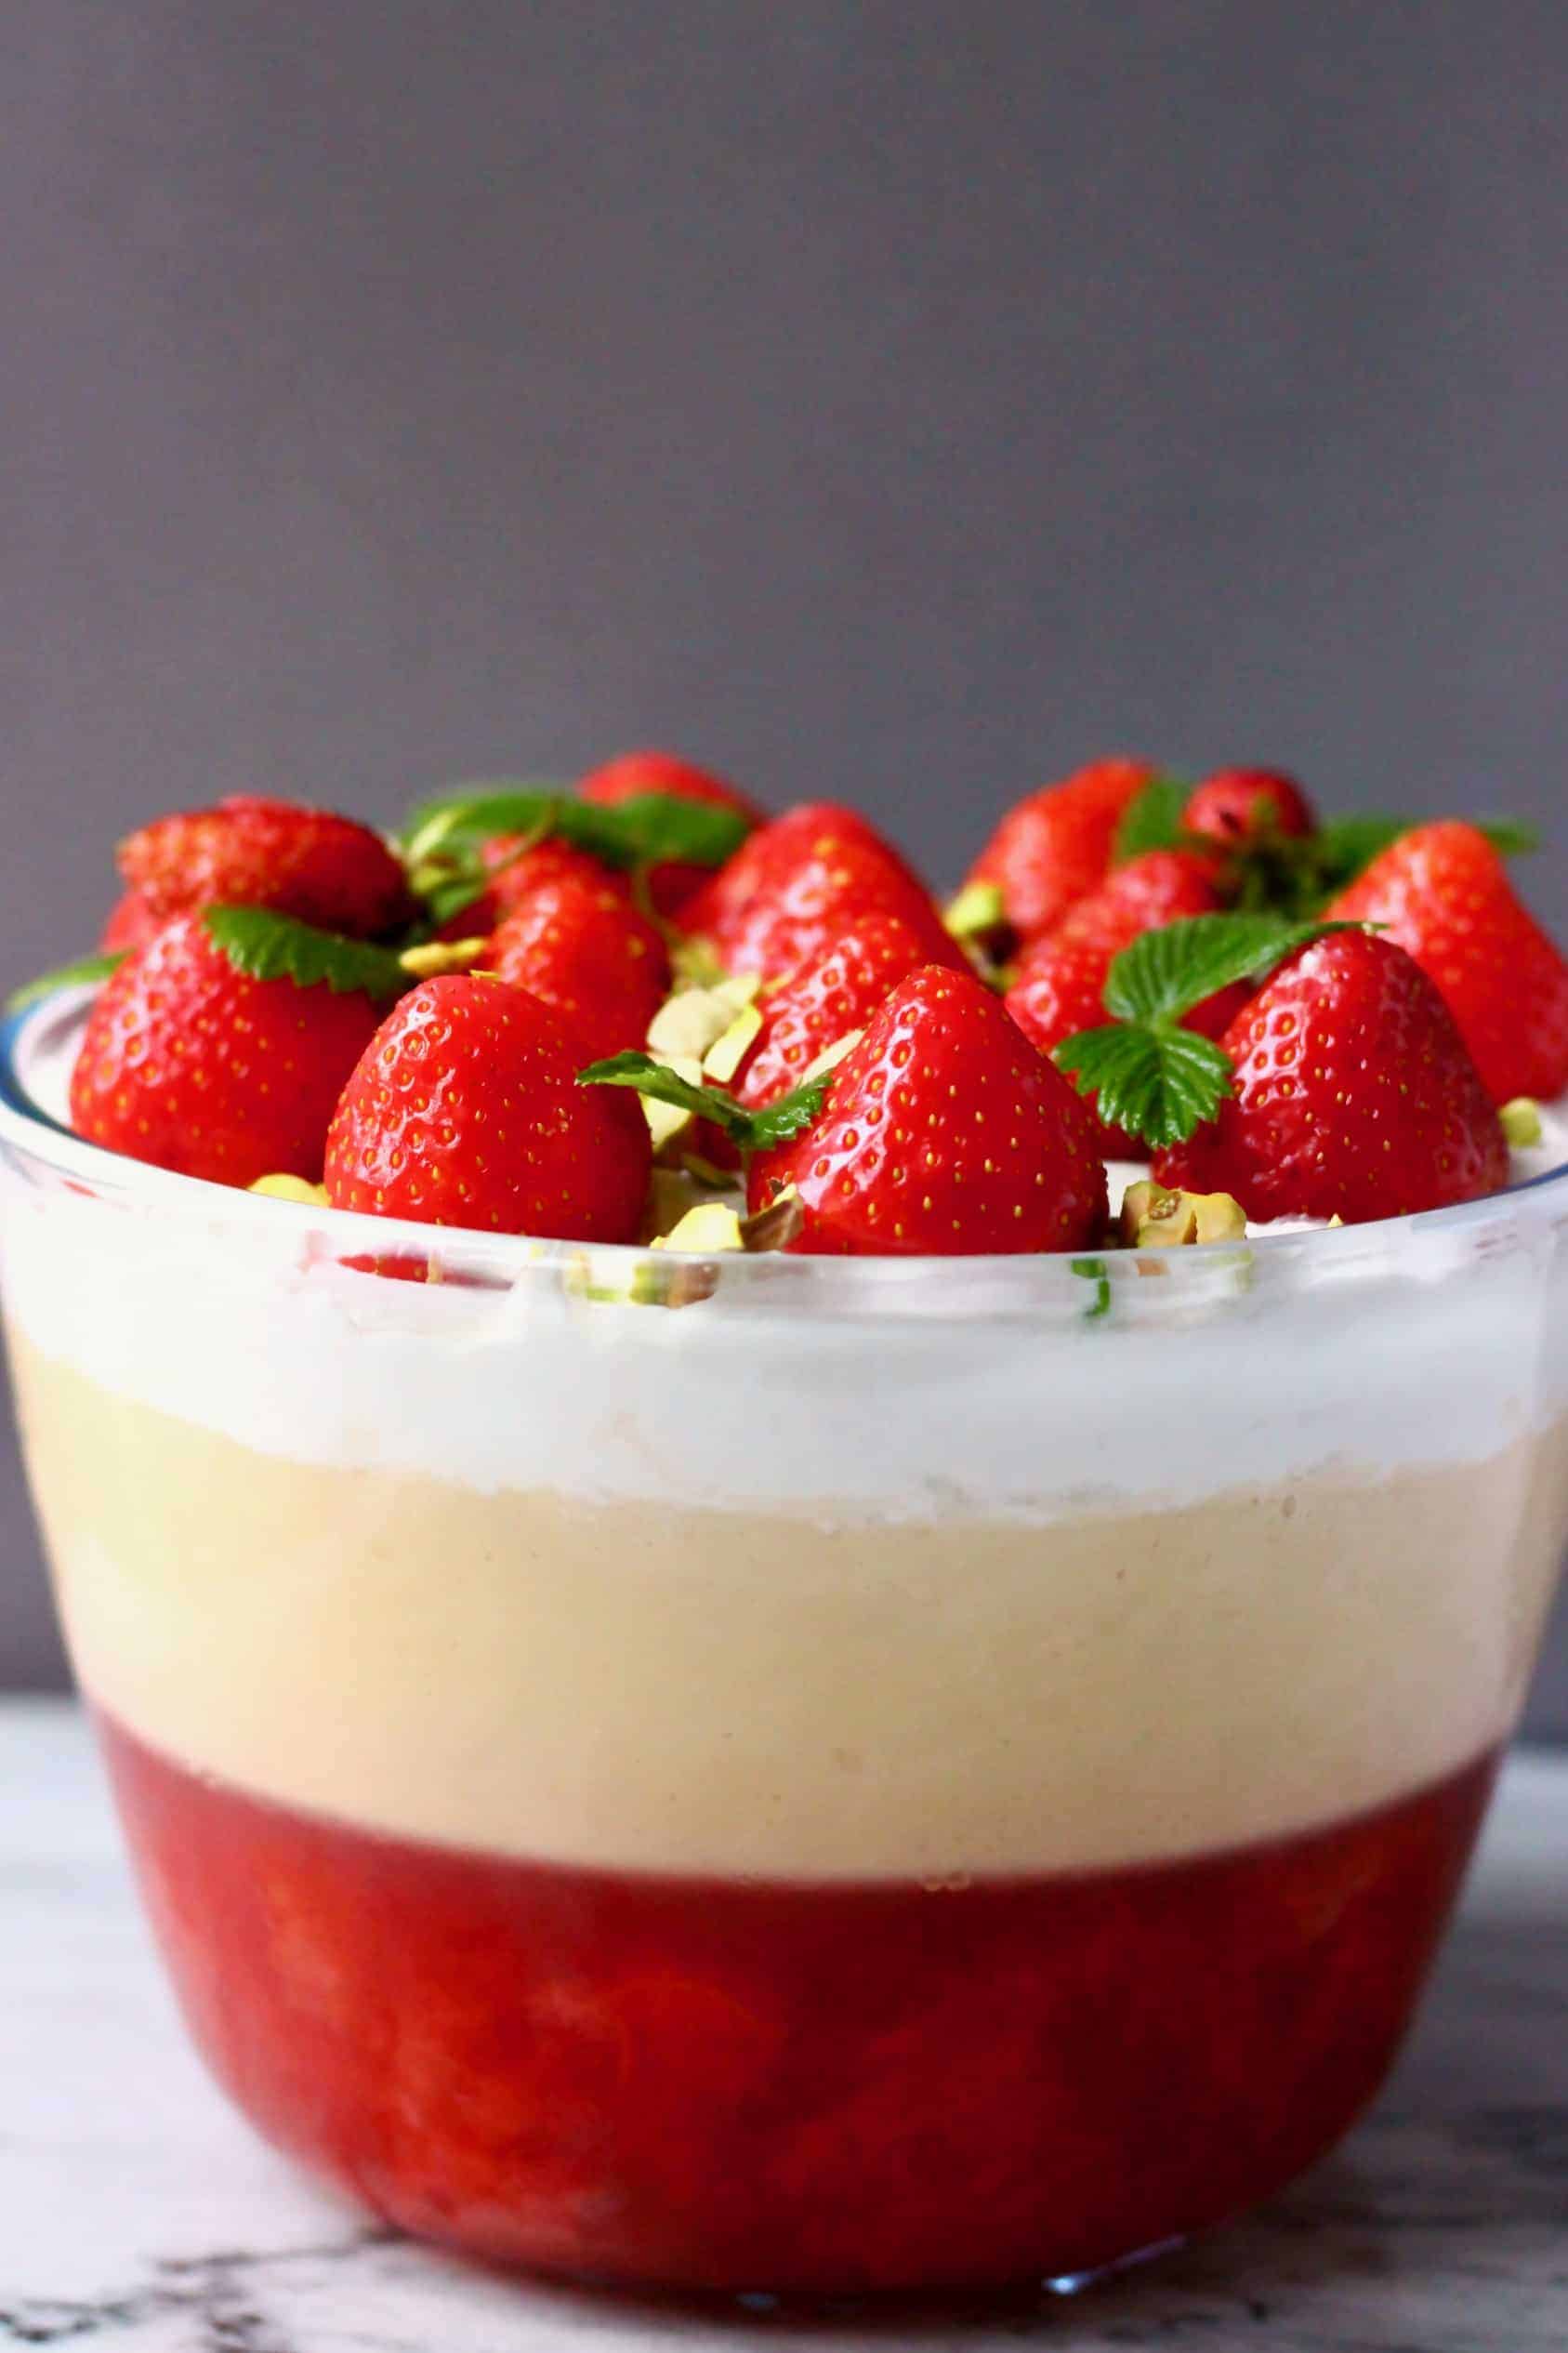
[6,984,1568,1317]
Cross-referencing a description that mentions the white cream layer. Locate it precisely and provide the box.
[4,997,1566,1524]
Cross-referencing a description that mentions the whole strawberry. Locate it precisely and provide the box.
[959,759,1154,946]
[734,909,968,1108]
[1182,770,1316,847]
[99,891,161,954]
[1327,821,1568,1105]
[70,914,386,1188]
[1153,931,1508,1223]
[747,964,1108,1255]
[325,975,651,1241]
[120,795,413,939]
[487,874,670,1060]
[578,748,763,917]
[1006,853,1246,1150]
[682,802,952,982]
[438,836,631,939]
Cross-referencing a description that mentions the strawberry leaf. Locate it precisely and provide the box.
[419,871,494,929]
[402,787,750,874]
[7,950,126,1014]
[576,1051,833,1151]
[202,907,410,998]
[1103,913,1347,1028]
[1056,1024,1234,1149]
[1477,818,1539,857]
[1113,775,1191,864]
[1311,813,1537,898]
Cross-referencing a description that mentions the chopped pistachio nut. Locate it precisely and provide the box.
[653,1201,746,1254]
[668,932,729,991]
[646,973,761,1064]
[702,1000,765,1083]
[740,1184,805,1252]
[638,1054,706,1155]
[1500,1096,1544,1148]
[679,1151,739,1188]
[565,1250,714,1309]
[639,1165,711,1246]
[398,935,491,978]
[1119,1180,1247,1249]
[249,1174,330,1206]
[943,879,1005,940]
[653,1187,805,1257]
[798,1027,864,1086]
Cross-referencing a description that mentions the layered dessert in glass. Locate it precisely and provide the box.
[3,760,1566,2295]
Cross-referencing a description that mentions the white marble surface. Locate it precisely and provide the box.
[1,1701,1564,2351]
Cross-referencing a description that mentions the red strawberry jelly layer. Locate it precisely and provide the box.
[100,1713,1496,2297]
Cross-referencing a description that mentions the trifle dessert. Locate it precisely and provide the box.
[4,756,1568,2296]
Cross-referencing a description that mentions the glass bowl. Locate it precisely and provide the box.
[4,985,1567,2298]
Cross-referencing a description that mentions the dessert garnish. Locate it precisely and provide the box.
[487,874,670,1060]
[8,758,1565,1258]
[1150,929,1509,1223]
[325,973,651,1242]
[679,801,956,981]
[1501,1097,1544,1149]
[1118,1182,1246,1248]
[953,759,1156,947]
[69,910,391,1189]
[402,782,754,932]
[744,965,1108,1255]
[1052,911,1351,1148]
[115,793,414,940]
[1327,820,1568,1104]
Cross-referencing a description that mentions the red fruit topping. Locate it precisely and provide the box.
[1327,821,1568,1105]
[99,890,161,954]
[433,838,631,942]
[1183,770,1317,846]
[734,911,968,1109]
[487,876,671,1061]
[120,796,413,939]
[961,760,1155,945]
[1006,853,1247,1152]
[1153,931,1508,1224]
[324,975,651,1242]
[69,915,384,1189]
[684,803,951,983]
[1010,852,1246,1034]
[579,749,764,917]
[748,964,1107,1256]
[578,748,760,824]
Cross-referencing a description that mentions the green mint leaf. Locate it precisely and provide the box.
[576,1051,833,1152]
[202,907,410,998]
[402,787,749,874]
[7,950,126,1014]
[1056,1023,1234,1149]
[744,1069,837,1147]
[576,1051,744,1138]
[1103,912,1346,1029]
[1113,774,1191,864]
[1070,1257,1113,1321]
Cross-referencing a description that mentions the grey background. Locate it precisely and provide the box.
[1,2,1565,1725]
